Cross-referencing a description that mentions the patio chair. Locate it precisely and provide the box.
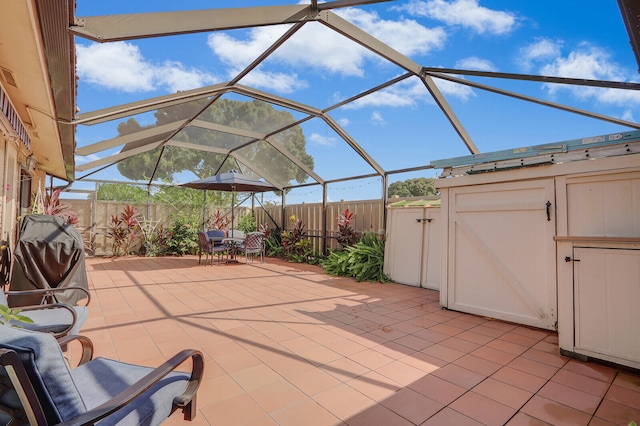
[0,326,204,425]
[227,229,245,239]
[1,286,90,338]
[240,232,264,264]
[197,232,214,266]
[206,230,227,265]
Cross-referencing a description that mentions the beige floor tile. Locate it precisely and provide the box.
[449,391,517,425]
[521,395,591,426]
[538,381,601,414]
[314,383,376,421]
[472,378,533,410]
[81,257,640,426]
[271,398,340,426]
[408,374,467,405]
[380,387,443,424]
[248,379,308,413]
[421,407,484,425]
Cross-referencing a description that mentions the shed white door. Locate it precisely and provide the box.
[446,179,557,330]
[384,208,423,287]
[421,208,441,290]
[573,247,640,369]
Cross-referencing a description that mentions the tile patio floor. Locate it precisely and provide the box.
[78,256,640,425]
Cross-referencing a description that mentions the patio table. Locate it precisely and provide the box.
[222,237,245,264]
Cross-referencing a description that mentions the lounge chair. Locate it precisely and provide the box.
[0,326,203,425]
[0,286,90,338]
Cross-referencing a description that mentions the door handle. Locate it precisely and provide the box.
[546,201,552,221]
[564,256,580,262]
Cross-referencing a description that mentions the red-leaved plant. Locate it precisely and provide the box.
[41,188,78,225]
[337,209,357,248]
[107,205,140,256]
[208,210,229,232]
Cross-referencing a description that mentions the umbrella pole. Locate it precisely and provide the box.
[231,192,235,232]
[202,190,207,231]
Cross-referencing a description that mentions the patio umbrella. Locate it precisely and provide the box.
[180,171,278,229]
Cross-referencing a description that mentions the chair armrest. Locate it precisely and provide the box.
[19,302,78,338]
[58,349,204,426]
[4,286,91,306]
[56,334,94,366]
[0,349,48,425]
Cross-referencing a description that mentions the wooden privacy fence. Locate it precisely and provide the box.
[65,197,390,256]
[256,199,385,253]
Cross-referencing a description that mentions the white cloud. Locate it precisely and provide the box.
[538,44,640,106]
[238,70,308,93]
[206,7,446,94]
[346,75,474,109]
[371,111,386,124]
[431,77,475,101]
[76,42,217,93]
[519,38,563,72]
[397,0,517,35]
[309,133,336,146]
[455,56,496,71]
[622,109,635,122]
[75,153,102,165]
[337,8,447,57]
[337,118,350,127]
[208,25,368,81]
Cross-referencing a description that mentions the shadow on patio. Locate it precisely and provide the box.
[79,256,640,425]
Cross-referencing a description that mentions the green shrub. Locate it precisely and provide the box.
[165,214,199,256]
[238,213,257,233]
[322,232,389,282]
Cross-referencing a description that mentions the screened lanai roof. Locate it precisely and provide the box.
[50,1,640,201]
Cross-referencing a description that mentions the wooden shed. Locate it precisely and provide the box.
[384,199,441,290]
[432,130,640,369]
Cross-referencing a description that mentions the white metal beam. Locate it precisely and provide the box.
[75,121,187,156]
[74,84,228,126]
[71,5,312,42]
[76,140,164,172]
[429,72,640,130]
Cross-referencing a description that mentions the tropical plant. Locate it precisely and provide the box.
[264,236,284,258]
[336,208,358,248]
[208,210,229,232]
[107,214,128,256]
[106,205,140,256]
[165,214,199,256]
[30,188,78,225]
[238,213,257,234]
[282,215,309,260]
[322,232,389,282]
[0,305,33,327]
[149,224,171,257]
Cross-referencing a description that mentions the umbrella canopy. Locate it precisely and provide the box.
[180,171,278,193]
[180,171,279,230]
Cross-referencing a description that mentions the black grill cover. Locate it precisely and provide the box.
[8,214,88,306]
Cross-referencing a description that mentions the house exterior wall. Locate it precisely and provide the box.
[0,82,40,250]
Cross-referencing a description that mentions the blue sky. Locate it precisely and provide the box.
[69,1,640,203]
